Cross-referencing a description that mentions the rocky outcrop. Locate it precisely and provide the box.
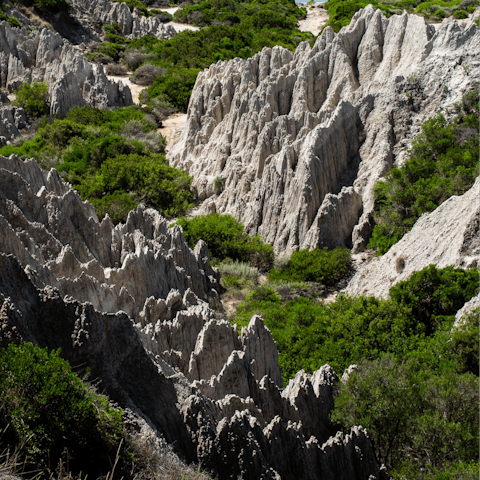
[454,293,480,327]
[0,152,386,479]
[170,6,480,255]
[0,21,132,117]
[71,0,176,39]
[0,153,220,319]
[345,177,480,298]
[0,104,27,145]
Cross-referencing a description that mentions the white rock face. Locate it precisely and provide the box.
[345,177,480,298]
[0,21,132,117]
[0,153,220,319]
[71,0,176,40]
[454,293,480,327]
[170,6,480,255]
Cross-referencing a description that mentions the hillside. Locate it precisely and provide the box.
[0,1,479,479]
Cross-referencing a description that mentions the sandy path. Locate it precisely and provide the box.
[298,4,329,36]
[149,7,200,31]
[159,113,187,154]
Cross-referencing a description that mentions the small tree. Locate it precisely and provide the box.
[14,81,49,117]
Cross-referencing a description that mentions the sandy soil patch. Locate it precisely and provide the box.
[169,22,200,32]
[298,4,329,36]
[159,113,187,154]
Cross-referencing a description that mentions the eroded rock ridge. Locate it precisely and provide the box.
[0,153,386,479]
[170,6,480,255]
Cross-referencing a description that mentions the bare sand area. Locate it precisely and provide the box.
[298,5,329,36]
[159,113,187,154]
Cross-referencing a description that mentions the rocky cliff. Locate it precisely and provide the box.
[345,176,480,298]
[0,19,132,123]
[0,152,387,479]
[170,6,480,255]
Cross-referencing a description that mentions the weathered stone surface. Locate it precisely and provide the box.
[454,292,480,327]
[0,153,220,320]
[345,177,480,298]
[0,21,132,118]
[0,153,385,479]
[170,7,480,255]
[0,105,26,144]
[71,0,176,39]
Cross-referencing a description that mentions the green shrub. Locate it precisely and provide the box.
[146,67,201,112]
[32,0,71,12]
[6,16,21,27]
[368,91,479,254]
[85,153,195,220]
[0,343,124,478]
[332,356,479,477]
[13,82,49,117]
[453,8,468,18]
[175,213,274,270]
[389,265,479,335]
[0,106,191,223]
[233,265,479,381]
[267,247,351,286]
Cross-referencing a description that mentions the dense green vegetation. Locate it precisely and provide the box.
[0,343,125,478]
[173,0,305,28]
[0,106,194,223]
[267,246,351,286]
[232,265,478,381]
[89,0,311,111]
[229,264,479,478]
[332,313,479,478]
[13,81,48,117]
[368,90,479,254]
[175,213,274,271]
[323,0,479,32]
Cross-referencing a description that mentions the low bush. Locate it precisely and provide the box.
[6,16,21,27]
[131,64,165,86]
[0,343,124,479]
[332,356,479,477]
[267,247,351,286]
[175,213,275,271]
[13,81,48,117]
[32,0,71,12]
[368,91,479,253]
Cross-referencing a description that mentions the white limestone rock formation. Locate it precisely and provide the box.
[170,6,480,255]
[0,153,386,480]
[454,293,480,327]
[71,0,176,39]
[345,177,480,298]
[0,21,132,118]
[0,104,27,145]
[0,153,220,319]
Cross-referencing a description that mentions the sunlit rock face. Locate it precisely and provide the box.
[171,6,480,255]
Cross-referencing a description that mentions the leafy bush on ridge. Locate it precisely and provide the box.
[175,213,274,271]
[368,91,479,254]
[0,343,124,479]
